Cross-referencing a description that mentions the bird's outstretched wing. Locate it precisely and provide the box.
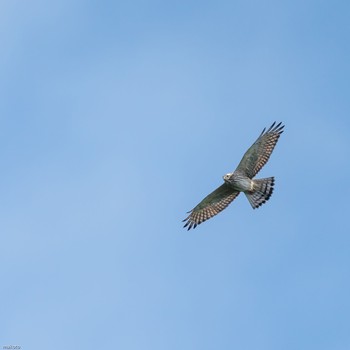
[235,122,284,178]
[183,184,240,230]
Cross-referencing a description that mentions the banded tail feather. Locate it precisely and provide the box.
[245,177,275,209]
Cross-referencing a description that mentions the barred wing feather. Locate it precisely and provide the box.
[183,184,240,230]
[236,122,284,178]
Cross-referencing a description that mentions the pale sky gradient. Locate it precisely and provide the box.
[1,1,350,349]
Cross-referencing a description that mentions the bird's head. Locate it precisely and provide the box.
[223,173,232,182]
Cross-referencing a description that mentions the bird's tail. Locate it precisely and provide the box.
[245,177,275,209]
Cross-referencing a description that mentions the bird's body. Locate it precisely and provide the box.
[223,171,254,192]
[183,122,284,230]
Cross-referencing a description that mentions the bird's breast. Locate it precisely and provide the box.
[226,173,252,192]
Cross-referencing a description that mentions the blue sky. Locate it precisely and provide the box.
[1,0,350,349]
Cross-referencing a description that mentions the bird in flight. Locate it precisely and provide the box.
[183,122,284,230]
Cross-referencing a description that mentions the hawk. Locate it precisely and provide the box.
[183,122,284,230]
